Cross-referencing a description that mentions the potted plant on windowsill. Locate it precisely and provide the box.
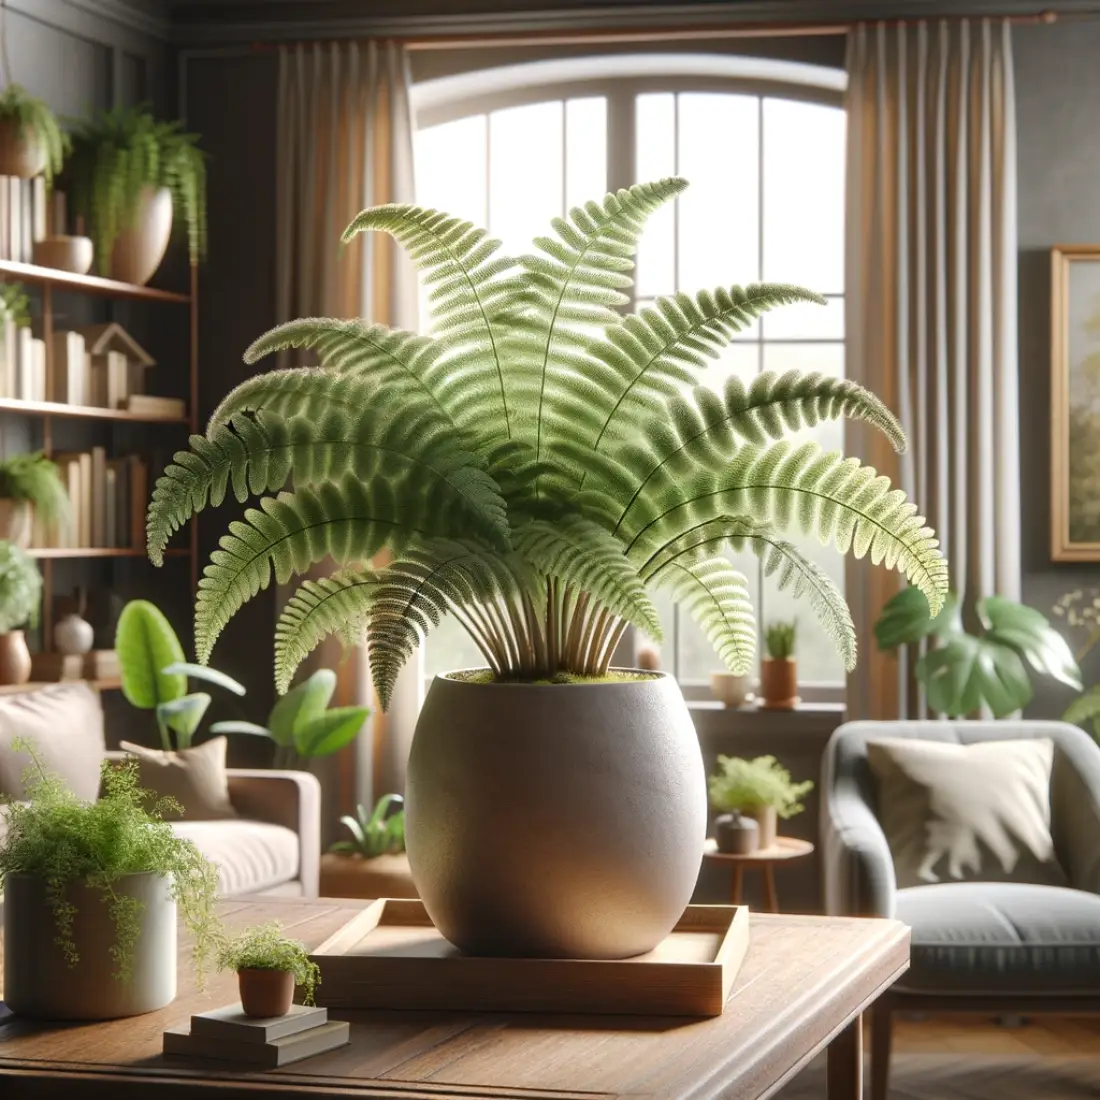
[146,177,948,959]
[217,920,321,1018]
[708,754,814,850]
[322,794,415,899]
[0,742,220,1019]
[0,540,40,684]
[761,620,797,709]
[0,450,70,548]
[0,84,67,182]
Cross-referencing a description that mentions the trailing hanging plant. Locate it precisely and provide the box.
[708,754,813,818]
[0,539,40,631]
[65,103,207,274]
[146,178,949,703]
[0,84,68,185]
[0,740,221,982]
[217,920,321,1006]
[0,451,70,526]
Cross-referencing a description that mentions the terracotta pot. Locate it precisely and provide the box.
[109,185,173,286]
[714,812,758,854]
[0,118,47,179]
[33,235,94,275]
[3,871,177,1019]
[0,630,32,685]
[320,851,418,899]
[238,968,295,1018]
[0,498,32,547]
[748,806,778,849]
[405,669,707,959]
[760,657,797,709]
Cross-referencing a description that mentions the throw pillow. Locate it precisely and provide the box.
[866,737,1067,890]
[0,683,105,801]
[120,736,237,821]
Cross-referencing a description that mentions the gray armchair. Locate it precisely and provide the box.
[822,719,1100,1100]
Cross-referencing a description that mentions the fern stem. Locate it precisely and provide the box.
[522,589,548,673]
[583,607,612,675]
[545,579,558,671]
[485,598,522,673]
[596,619,628,675]
[563,591,590,669]
[452,604,504,674]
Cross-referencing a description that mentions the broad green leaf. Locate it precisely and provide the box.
[209,721,273,737]
[980,596,1082,692]
[917,635,1031,718]
[116,600,186,709]
[163,662,247,696]
[294,706,369,757]
[156,692,212,749]
[875,587,960,650]
[268,668,337,746]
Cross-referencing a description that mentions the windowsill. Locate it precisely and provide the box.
[688,698,847,743]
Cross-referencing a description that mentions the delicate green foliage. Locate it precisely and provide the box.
[0,540,40,632]
[0,283,30,328]
[331,793,405,859]
[217,920,320,1006]
[765,621,797,660]
[152,180,949,701]
[0,742,220,983]
[65,103,207,273]
[0,451,70,526]
[0,84,68,185]
[708,753,814,818]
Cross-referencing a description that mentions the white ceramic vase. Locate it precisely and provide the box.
[109,185,173,286]
[54,612,95,655]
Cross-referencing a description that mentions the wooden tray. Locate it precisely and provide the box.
[309,898,749,1017]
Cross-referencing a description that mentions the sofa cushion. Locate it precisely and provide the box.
[120,737,237,820]
[172,820,299,896]
[0,683,104,801]
[896,881,1100,993]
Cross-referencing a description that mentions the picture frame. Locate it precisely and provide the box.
[1051,244,1100,561]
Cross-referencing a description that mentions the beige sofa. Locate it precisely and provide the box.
[0,683,320,897]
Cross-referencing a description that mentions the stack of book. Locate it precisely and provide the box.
[163,1004,350,1067]
[0,318,47,401]
[0,176,56,263]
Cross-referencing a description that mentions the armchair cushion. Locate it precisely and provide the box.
[895,881,1100,994]
[172,819,300,896]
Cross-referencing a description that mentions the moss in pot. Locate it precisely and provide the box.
[146,178,948,959]
[217,921,321,1018]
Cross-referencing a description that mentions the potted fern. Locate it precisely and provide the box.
[321,794,415,899]
[761,620,797,709]
[146,177,948,960]
[0,84,67,182]
[65,104,206,285]
[0,540,40,684]
[217,920,321,1017]
[0,451,70,548]
[708,754,814,850]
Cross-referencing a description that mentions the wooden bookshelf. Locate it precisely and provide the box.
[28,547,190,560]
[0,259,190,304]
[0,396,189,424]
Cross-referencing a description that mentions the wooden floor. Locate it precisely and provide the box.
[894,1013,1100,1056]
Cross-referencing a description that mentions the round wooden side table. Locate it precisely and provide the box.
[703,836,815,913]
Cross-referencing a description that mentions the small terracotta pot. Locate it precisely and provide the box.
[714,812,758,854]
[238,968,295,1018]
[33,235,94,275]
[760,657,797,709]
[109,185,173,286]
[0,630,32,685]
[0,119,47,179]
[0,498,32,547]
[748,806,778,849]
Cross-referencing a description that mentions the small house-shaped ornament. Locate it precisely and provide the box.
[73,322,155,409]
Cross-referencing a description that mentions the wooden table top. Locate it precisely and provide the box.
[0,896,909,1100]
[703,837,816,863]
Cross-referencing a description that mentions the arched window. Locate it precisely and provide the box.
[413,55,847,693]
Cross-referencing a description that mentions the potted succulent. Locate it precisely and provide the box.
[65,103,207,285]
[0,540,40,684]
[146,178,948,959]
[322,793,416,899]
[708,754,813,850]
[217,920,321,1018]
[0,741,220,1019]
[0,450,70,547]
[0,84,67,182]
[760,620,797,708]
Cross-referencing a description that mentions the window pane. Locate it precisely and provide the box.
[489,101,563,257]
[678,93,759,292]
[566,97,607,210]
[762,98,845,292]
[762,341,844,380]
[415,114,487,226]
[635,93,676,298]
[423,616,486,679]
[762,295,845,341]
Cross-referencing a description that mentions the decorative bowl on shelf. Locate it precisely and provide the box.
[32,235,94,275]
[709,671,754,708]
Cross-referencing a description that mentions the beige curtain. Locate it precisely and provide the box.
[275,41,420,831]
[844,20,1020,719]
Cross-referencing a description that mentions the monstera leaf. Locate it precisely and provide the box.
[876,588,1081,719]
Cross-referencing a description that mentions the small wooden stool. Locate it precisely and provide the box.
[703,836,815,913]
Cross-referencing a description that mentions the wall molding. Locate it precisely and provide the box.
[10,0,170,44]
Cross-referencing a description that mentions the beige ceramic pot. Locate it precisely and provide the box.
[0,119,47,179]
[238,968,295,1017]
[33,235,94,275]
[748,805,778,849]
[0,498,32,547]
[760,657,797,708]
[109,185,173,286]
[405,670,707,959]
[3,871,177,1019]
[710,671,753,708]
[0,630,31,685]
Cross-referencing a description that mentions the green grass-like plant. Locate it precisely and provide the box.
[0,451,70,526]
[708,754,813,819]
[217,920,321,1006]
[0,84,68,186]
[764,620,796,660]
[65,103,207,275]
[330,793,405,859]
[0,539,40,632]
[146,178,949,704]
[0,283,30,328]
[0,740,220,982]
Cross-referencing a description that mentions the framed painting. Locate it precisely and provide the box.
[1052,245,1100,561]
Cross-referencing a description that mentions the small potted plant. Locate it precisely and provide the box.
[217,920,321,1018]
[0,742,220,1019]
[322,793,415,899]
[708,754,813,850]
[0,540,40,684]
[65,103,206,285]
[0,450,70,548]
[761,620,797,708]
[0,84,67,182]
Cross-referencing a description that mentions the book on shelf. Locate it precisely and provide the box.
[163,1019,350,1068]
[0,176,51,263]
[190,1004,327,1044]
[50,330,87,404]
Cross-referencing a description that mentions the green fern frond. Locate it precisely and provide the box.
[513,516,661,637]
[652,557,756,674]
[274,570,374,694]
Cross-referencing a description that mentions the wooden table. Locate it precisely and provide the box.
[0,896,908,1100]
[704,836,816,913]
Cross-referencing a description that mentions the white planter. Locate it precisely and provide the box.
[405,669,707,959]
[3,871,177,1019]
[109,185,173,287]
